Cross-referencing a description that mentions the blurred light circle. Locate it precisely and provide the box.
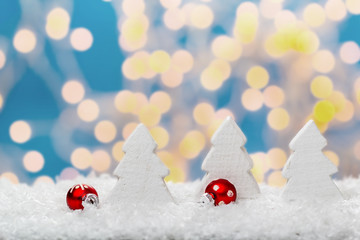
[34,176,54,185]
[241,88,264,111]
[59,167,79,180]
[259,0,282,19]
[296,30,320,54]
[324,150,339,166]
[0,50,6,69]
[207,119,223,137]
[353,141,360,160]
[62,80,85,104]
[310,76,333,99]
[71,148,92,170]
[246,66,269,89]
[267,170,286,187]
[70,28,93,51]
[158,151,175,167]
[149,91,172,113]
[77,99,100,122]
[149,50,171,73]
[335,100,354,122]
[112,141,125,161]
[160,0,181,9]
[190,5,214,29]
[139,104,162,127]
[132,92,148,114]
[303,3,326,27]
[10,120,32,143]
[0,94,3,110]
[122,56,145,81]
[150,126,170,149]
[163,8,186,30]
[94,120,117,143]
[211,36,242,62]
[1,172,19,184]
[121,15,149,43]
[233,12,258,43]
[325,0,347,21]
[274,10,296,29]
[161,66,184,88]
[267,108,290,130]
[13,29,37,53]
[122,122,139,139]
[171,50,194,73]
[236,2,259,17]
[122,0,145,16]
[23,151,45,173]
[263,85,285,108]
[114,90,137,113]
[200,67,223,91]
[313,100,335,123]
[193,102,215,125]
[266,148,287,170]
[312,50,335,73]
[46,8,70,40]
[346,0,360,14]
[327,91,346,112]
[119,34,147,52]
[339,41,360,64]
[165,167,186,183]
[92,150,111,172]
[215,109,235,120]
[179,130,206,159]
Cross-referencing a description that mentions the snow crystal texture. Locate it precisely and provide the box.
[1,175,360,240]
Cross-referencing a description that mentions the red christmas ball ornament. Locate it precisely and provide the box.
[66,184,99,210]
[201,179,237,206]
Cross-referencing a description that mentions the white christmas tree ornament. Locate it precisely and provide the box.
[108,124,174,205]
[200,116,260,200]
[281,120,343,201]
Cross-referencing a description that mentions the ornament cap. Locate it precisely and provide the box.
[199,193,215,206]
[82,193,99,208]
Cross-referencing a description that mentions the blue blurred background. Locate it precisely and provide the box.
[0,0,360,185]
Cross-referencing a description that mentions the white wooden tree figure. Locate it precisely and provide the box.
[281,120,343,201]
[200,116,260,200]
[108,124,174,205]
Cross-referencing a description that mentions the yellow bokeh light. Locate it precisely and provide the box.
[335,100,354,122]
[179,130,206,159]
[122,122,139,139]
[266,148,287,170]
[23,151,45,173]
[92,150,111,172]
[0,50,6,69]
[310,76,333,99]
[149,50,171,73]
[163,8,186,30]
[122,56,146,81]
[71,148,92,170]
[211,36,242,61]
[13,29,37,53]
[200,67,223,91]
[62,80,85,104]
[70,28,93,51]
[339,41,360,64]
[172,50,194,73]
[311,116,329,133]
[246,66,269,89]
[251,152,270,183]
[139,104,162,127]
[114,90,137,113]
[149,91,172,113]
[193,102,215,126]
[77,99,99,122]
[122,0,145,17]
[161,66,184,88]
[150,126,169,149]
[312,50,335,73]
[10,120,32,143]
[324,150,340,167]
[267,108,290,130]
[263,85,285,108]
[327,91,346,113]
[303,3,326,28]
[233,13,258,43]
[346,0,360,14]
[313,100,335,123]
[94,120,117,143]
[267,170,287,187]
[1,172,19,184]
[158,151,175,167]
[190,5,214,29]
[207,119,223,137]
[133,92,148,114]
[165,167,186,182]
[325,0,347,21]
[241,88,264,111]
[46,8,70,40]
[119,34,147,52]
[112,141,125,161]
[121,15,149,42]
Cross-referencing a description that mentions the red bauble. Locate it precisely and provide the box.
[66,184,99,210]
[203,179,237,206]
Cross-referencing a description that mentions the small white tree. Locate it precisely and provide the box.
[200,116,260,200]
[108,124,174,205]
[282,120,343,201]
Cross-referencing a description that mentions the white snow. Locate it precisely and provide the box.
[1,175,360,239]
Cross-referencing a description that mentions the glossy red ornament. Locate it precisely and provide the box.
[66,184,99,210]
[202,179,237,206]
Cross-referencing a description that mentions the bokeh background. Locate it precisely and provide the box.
[0,0,360,186]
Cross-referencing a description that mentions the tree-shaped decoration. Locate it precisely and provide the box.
[200,116,260,200]
[108,124,174,205]
[281,120,343,201]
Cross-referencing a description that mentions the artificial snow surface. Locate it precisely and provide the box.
[1,175,360,239]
